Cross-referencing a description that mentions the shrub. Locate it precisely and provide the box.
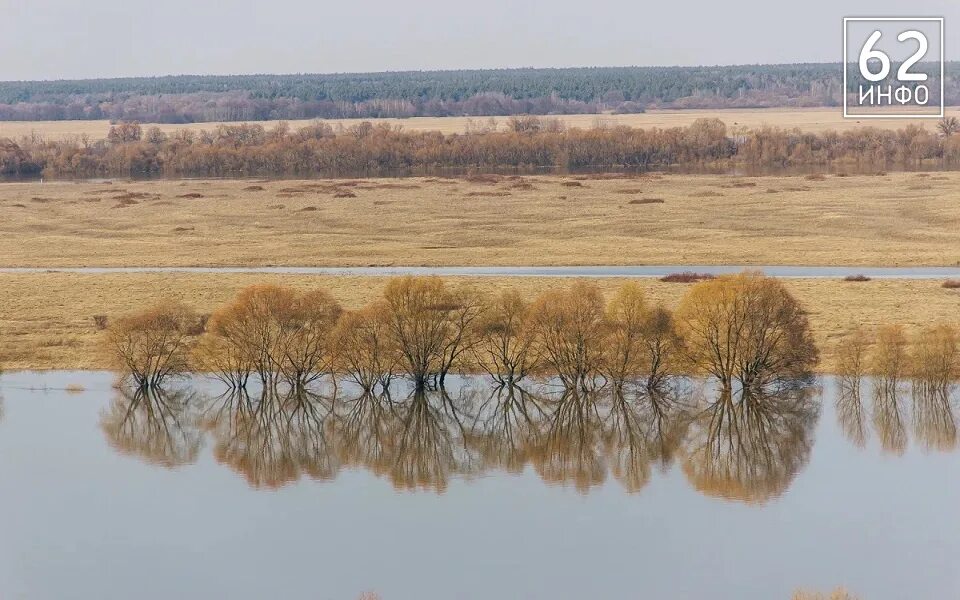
[842,274,871,282]
[93,314,109,331]
[659,272,715,283]
[942,279,960,289]
[104,302,197,387]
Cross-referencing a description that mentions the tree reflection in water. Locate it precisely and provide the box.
[199,387,337,489]
[835,378,868,449]
[100,386,203,468]
[835,374,957,454]
[682,385,820,504]
[99,376,835,501]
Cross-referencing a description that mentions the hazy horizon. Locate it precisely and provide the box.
[0,62,898,84]
[1,0,957,81]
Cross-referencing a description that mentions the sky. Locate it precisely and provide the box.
[0,0,957,80]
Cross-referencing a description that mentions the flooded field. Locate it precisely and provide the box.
[0,371,957,599]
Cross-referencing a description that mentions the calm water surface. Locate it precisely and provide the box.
[0,371,957,600]
[3,265,960,278]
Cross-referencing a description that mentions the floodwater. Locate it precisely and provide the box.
[0,371,958,600]
[2,265,960,279]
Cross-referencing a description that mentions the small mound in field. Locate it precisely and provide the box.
[244,185,265,191]
[615,188,645,194]
[783,186,810,192]
[299,206,318,212]
[362,183,421,190]
[691,190,723,198]
[83,198,101,203]
[660,272,715,283]
[11,203,26,208]
[843,274,871,282]
[942,279,960,289]
[30,197,54,203]
[112,198,140,208]
[115,192,159,201]
[561,181,584,187]
[724,181,757,188]
[804,174,827,181]
[334,190,357,198]
[467,191,511,197]
[177,193,204,199]
[766,188,780,193]
[172,226,195,232]
[834,173,849,177]
[507,181,536,190]
[629,198,664,204]
[463,174,501,184]
[267,204,285,209]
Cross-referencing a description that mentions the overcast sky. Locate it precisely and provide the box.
[0,0,957,80]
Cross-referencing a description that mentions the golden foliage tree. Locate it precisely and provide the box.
[472,290,538,385]
[331,302,397,391]
[529,281,607,389]
[104,302,198,387]
[603,282,649,385]
[201,285,341,388]
[382,276,484,388]
[910,324,959,387]
[676,273,817,389]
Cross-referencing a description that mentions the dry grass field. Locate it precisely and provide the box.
[0,272,956,371]
[1,172,959,268]
[2,107,957,140]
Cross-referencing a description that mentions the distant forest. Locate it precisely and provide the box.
[2,64,955,123]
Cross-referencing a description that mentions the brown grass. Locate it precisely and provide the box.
[2,107,957,140]
[2,172,959,268]
[0,273,958,371]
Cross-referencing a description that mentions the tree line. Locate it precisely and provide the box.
[0,65,837,122]
[104,272,819,394]
[3,118,959,179]
[4,64,958,122]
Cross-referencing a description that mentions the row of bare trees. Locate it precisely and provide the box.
[836,324,960,388]
[105,273,819,393]
[4,117,960,178]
